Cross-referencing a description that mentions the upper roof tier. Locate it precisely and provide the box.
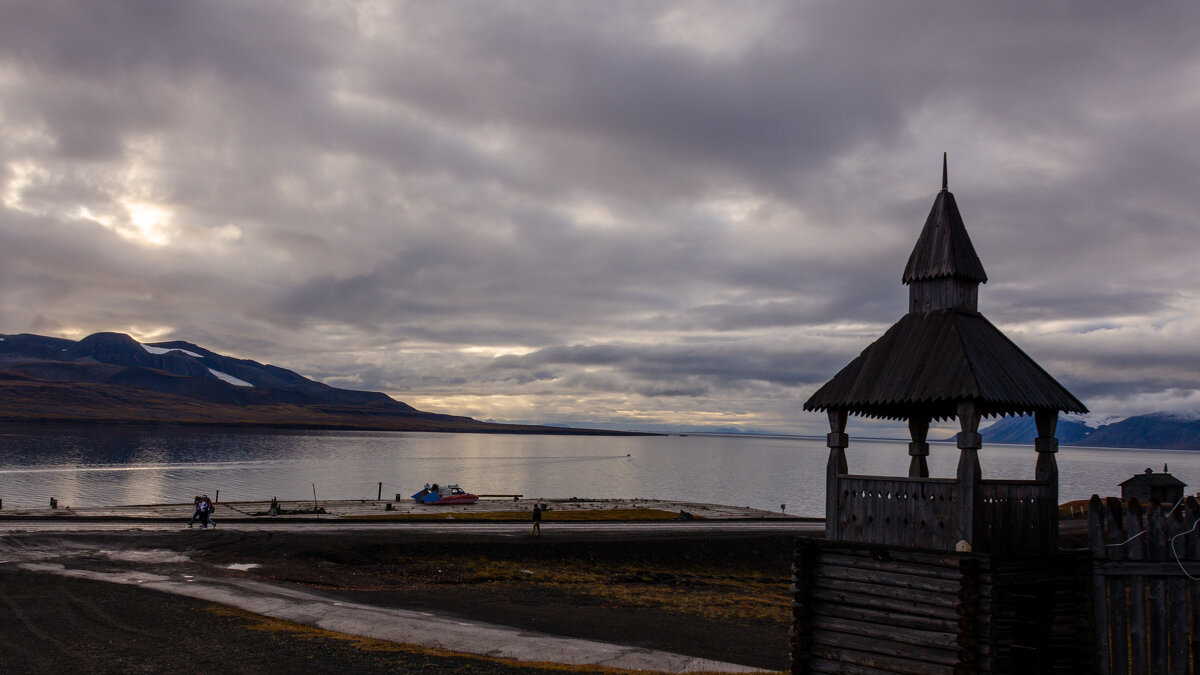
[902,156,987,285]
[803,156,1086,420]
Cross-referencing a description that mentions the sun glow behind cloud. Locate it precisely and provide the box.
[123,202,174,246]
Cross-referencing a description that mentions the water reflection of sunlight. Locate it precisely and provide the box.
[0,460,289,475]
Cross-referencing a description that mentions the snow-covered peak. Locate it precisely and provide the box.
[142,343,203,358]
[1079,413,1119,428]
[1147,410,1200,423]
[209,368,253,387]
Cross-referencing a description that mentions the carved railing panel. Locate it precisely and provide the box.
[833,475,1056,553]
[979,480,1055,553]
[834,475,958,550]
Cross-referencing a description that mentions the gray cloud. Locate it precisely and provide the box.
[1,1,1199,434]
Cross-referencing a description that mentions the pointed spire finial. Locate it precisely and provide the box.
[941,152,948,192]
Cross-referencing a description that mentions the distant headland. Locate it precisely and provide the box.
[0,331,645,435]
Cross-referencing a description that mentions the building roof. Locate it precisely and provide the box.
[803,156,1086,421]
[1120,469,1186,489]
[902,156,987,285]
[803,309,1088,420]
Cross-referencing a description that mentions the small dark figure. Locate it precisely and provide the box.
[197,494,216,529]
[188,495,202,528]
[531,503,542,536]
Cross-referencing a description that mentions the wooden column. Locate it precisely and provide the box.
[956,401,982,551]
[1034,409,1060,552]
[908,416,931,478]
[825,409,849,541]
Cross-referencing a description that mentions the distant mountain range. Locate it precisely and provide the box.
[0,331,616,434]
[980,412,1200,451]
[7,330,1196,446]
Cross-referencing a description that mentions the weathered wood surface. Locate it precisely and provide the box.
[831,472,1056,553]
[978,480,1055,553]
[1089,495,1200,675]
[790,540,816,675]
[791,540,1088,674]
[834,475,957,550]
[824,409,848,542]
[809,646,956,675]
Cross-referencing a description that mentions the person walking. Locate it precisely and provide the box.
[202,494,216,529]
[188,495,202,528]
[530,503,542,537]
[197,494,216,529]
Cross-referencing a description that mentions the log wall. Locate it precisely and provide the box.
[791,540,1090,674]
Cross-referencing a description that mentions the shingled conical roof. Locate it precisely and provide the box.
[803,310,1087,420]
[804,157,1086,421]
[903,155,987,285]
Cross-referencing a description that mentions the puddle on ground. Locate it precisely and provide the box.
[223,563,261,571]
[96,549,190,565]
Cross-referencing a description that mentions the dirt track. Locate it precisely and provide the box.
[0,567,586,674]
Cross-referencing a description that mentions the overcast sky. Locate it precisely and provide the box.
[2,1,1199,436]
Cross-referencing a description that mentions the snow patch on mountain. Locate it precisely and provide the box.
[142,343,203,358]
[1080,412,1125,427]
[209,368,252,387]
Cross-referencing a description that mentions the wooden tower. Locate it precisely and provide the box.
[804,153,1086,554]
[790,156,1091,673]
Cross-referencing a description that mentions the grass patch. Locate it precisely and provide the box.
[283,550,790,626]
[204,604,765,674]
[449,558,789,625]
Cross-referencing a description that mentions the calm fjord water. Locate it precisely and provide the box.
[0,425,1197,515]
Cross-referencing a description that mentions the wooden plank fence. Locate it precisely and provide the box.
[1089,495,1200,675]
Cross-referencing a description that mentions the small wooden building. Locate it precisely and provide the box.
[1120,466,1185,504]
[791,157,1091,673]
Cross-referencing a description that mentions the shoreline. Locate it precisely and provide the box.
[0,496,813,523]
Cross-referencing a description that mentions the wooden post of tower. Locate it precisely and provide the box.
[956,401,982,550]
[908,415,931,478]
[1034,409,1060,552]
[825,409,848,541]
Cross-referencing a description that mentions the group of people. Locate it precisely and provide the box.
[189,494,216,529]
